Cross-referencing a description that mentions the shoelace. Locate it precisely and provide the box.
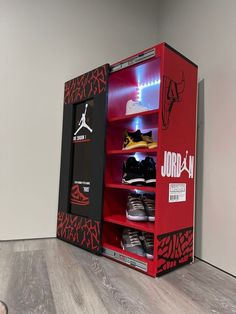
[143,198,155,208]
[129,197,144,211]
[130,163,141,173]
[141,233,154,247]
[145,236,154,247]
[143,198,155,203]
[127,231,141,246]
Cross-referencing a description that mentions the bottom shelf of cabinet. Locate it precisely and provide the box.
[102,242,156,276]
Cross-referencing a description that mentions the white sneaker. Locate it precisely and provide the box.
[125,100,149,115]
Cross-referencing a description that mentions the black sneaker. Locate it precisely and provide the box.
[122,157,145,185]
[121,228,145,257]
[123,130,148,150]
[126,194,147,221]
[142,194,155,222]
[139,232,154,260]
[140,157,156,186]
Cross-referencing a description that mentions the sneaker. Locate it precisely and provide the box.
[141,131,157,149]
[139,232,154,260]
[121,228,145,257]
[123,130,147,150]
[140,157,156,186]
[70,184,89,206]
[122,157,145,185]
[126,194,147,221]
[142,194,155,221]
[125,100,149,115]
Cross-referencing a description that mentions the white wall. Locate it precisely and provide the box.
[156,0,236,275]
[1,0,235,277]
[0,0,159,240]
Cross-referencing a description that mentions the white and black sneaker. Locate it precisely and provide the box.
[139,232,154,260]
[122,157,145,185]
[126,194,147,221]
[121,228,145,257]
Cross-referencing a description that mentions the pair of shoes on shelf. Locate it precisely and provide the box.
[122,156,156,186]
[123,129,157,150]
[126,193,155,222]
[121,228,154,259]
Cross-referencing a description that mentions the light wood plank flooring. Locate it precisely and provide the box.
[0,238,235,314]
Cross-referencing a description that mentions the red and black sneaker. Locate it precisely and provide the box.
[70,184,89,206]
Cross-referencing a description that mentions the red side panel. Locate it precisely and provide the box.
[156,44,198,275]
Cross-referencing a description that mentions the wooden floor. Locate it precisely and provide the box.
[0,239,235,314]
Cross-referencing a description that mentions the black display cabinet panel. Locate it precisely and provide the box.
[57,64,109,254]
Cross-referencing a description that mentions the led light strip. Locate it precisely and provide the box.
[137,79,160,101]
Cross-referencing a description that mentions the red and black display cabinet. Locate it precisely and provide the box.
[57,43,198,277]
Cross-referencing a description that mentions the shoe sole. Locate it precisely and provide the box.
[146,253,153,260]
[145,179,156,184]
[123,142,148,150]
[122,178,145,185]
[126,212,148,221]
[148,143,157,149]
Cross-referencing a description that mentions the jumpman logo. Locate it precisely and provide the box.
[161,150,194,178]
[74,103,93,135]
[180,151,190,176]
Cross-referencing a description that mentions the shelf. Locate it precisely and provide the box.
[107,109,159,130]
[104,214,155,233]
[102,242,152,266]
[107,148,157,155]
[105,183,156,193]
[108,109,159,123]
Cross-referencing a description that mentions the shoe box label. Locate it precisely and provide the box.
[169,183,186,203]
[103,248,148,272]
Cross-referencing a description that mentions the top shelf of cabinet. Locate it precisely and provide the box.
[107,109,159,130]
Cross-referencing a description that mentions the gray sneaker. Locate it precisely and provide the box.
[142,194,155,221]
[126,194,147,221]
[139,232,154,260]
[121,228,145,257]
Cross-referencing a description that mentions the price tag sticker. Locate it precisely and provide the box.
[169,183,186,203]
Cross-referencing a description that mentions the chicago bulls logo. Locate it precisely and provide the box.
[162,73,185,130]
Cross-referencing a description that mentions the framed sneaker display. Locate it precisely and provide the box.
[57,64,109,254]
[102,43,198,277]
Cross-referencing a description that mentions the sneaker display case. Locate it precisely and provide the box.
[57,42,198,277]
[103,43,198,277]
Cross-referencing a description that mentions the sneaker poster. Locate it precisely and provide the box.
[70,97,106,220]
